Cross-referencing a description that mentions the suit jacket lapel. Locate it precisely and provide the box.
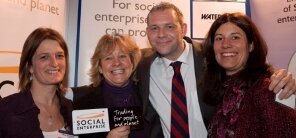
[191,40,215,127]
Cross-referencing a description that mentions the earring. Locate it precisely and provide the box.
[249,43,254,52]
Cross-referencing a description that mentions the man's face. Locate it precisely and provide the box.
[146,9,187,60]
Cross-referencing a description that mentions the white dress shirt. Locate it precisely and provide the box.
[149,40,207,138]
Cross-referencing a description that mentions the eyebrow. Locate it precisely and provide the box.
[215,32,242,36]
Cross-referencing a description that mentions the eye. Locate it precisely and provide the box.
[232,35,241,40]
[148,26,159,32]
[39,54,49,60]
[56,53,65,59]
[119,53,129,59]
[214,35,223,41]
[40,55,46,59]
[103,56,113,61]
[166,24,176,30]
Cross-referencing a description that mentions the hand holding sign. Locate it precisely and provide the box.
[106,126,130,138]
[72,106,143,135]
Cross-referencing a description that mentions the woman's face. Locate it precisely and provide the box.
[30,39,66,87]
[213,22,252,75]
[99,45,133,87]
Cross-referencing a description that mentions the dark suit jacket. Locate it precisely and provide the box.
[0,90,73,138]
[136,37,216,138]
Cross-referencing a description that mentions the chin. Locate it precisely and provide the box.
[49,79,63,84]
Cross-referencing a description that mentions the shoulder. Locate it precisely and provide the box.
[0,91,37,125]
[71,85,100,101]
[244,75,296,135]
[0,92,27,108]
[251,75,272,95]
[246,75,275,107]
[71,85,96,93]
[141,48,155,58]
[183,36,203,52]
[191,40,203,54]
[138,48,157,71]
[71,85,105,109]
[59,93,73,108]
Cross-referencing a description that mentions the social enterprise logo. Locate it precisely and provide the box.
[72,108,110,134]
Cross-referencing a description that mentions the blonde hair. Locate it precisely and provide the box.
[89,33,141,86]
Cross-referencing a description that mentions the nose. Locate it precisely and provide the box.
[112,57,121,66]
[221,38,231,48]
[157,28,166,38]
[50,56,58,66]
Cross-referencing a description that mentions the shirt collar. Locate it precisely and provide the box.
[16,90,70,115]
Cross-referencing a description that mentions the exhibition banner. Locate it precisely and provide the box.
[0,0,66,98]
[250,0,296,107]
[250,0,296,72]
[77,0,190,86]
[192,0,246,39]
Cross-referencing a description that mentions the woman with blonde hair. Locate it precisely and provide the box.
[67,33,146,138]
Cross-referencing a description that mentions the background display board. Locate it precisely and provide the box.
[0,0,66,98]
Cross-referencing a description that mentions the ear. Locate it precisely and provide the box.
[249,43,254,52]
[28,63,33,74]
[181,23,187,37]
[98,66,103,74]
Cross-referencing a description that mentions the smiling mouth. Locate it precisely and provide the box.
[47,69,59,74]
[112,69,124,74]
[222,52,237,57]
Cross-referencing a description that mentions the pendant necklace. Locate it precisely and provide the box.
[41,106,55,126]
[36,103,56,127]
[47,114,54,126]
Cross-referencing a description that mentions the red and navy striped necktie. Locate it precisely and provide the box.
[170,61,189,138]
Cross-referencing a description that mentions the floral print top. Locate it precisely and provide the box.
[208,73,296,138]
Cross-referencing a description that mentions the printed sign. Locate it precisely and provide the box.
[192,1,246,39]
[72,106,143,135]
[108,106,143,130]
[72,108,110,134]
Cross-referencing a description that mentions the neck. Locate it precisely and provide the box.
[31,84,57,106]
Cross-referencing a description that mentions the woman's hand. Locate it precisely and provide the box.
[106,126,130,138]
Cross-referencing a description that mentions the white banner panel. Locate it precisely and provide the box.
[77,0,190,85]
[250,0,296,71]
[251,0,296,107]
[0,0,66,98]
[192,0,246,39]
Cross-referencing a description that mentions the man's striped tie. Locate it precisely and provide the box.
[170,61,189,138]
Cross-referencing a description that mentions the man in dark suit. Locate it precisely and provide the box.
[137,2,296,138]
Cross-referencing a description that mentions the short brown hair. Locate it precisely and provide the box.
[147,1,184,26]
